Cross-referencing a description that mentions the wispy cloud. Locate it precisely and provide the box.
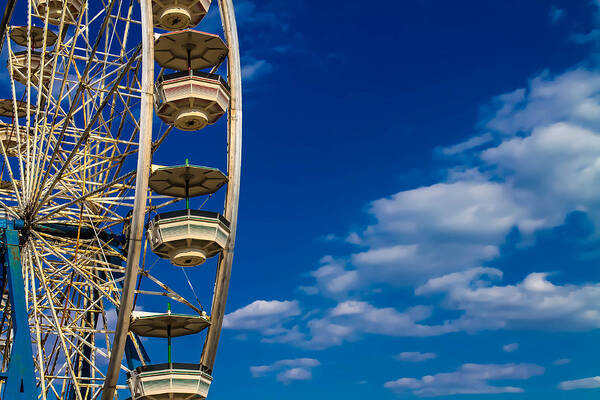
[437,133,494,156]
[241,58,273,81]
[250,358,320,384]
[553,358,571,366]
[226,264,600,348]
[560,376,600,390]
[549,6,565,24]
[503,343,519,353]
[385,363,544,397]
[224,300,301,335]
[396,352,437,362]
[416,268,600,332]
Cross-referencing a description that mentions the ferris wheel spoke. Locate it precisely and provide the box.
[31,247,86,400]
[32,46,142,217]
[33,234,121,307]
[33,2,124,203]
[28,246,126,398]
[138,271,203,315]
[35,170,136,223]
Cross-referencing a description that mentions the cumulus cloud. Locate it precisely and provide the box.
[250,358,320,384]
[396,352,437,362]
[385,363,544,397]
[303,301,454,349]
[299,256,359,298]
[303,66,600,296]
[559,376,600,390]
[416,268,600,332]
[482,123,600,223]
[224,300,301,336]
[484,69,600,134]
[302,267,600,348]
[234,263,600,350]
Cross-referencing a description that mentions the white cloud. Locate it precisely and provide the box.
[438,133,494,155]
[300,256,359,298]
[303,301,454,349]
[553,358,571,366]
[250,358,320,384]
[304,176,544,291]
[417,268,600,332]
[303,66,600,296]
[274,265,600,349]
[277,368,312,383]
[503,343,519,353]
[559,376,600,390]
[396,352,437,362]
[346,232,362,245]
[353,245,418,266]
[224,300,301,336]
[261,325,305,345]
[244,11,600,355]
[482,123,600,223]
[385,363,544,397]
[242,58,273,81]
[484,69,600,134]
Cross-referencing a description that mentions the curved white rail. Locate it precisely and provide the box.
[101,0,155,398]
[201,0,243,372]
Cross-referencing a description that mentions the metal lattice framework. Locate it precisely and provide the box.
[0,0,242,399]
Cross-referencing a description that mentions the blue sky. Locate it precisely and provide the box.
[198,0,600,399]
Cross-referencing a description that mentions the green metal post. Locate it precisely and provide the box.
[167,302,172,364]
[185,159,190,210]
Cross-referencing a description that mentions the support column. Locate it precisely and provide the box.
[2,225,36,399]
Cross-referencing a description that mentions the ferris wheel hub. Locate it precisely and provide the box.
[170,247,207,267]
[160,7,193,30]
[175,109,209,131]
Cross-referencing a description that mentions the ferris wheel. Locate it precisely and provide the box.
[0,0,242,399]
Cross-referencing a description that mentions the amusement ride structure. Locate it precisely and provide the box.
[0,0,242,398]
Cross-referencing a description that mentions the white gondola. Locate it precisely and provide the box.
[147,209,230,267]
[155,30,228,71]
[149,164,228,198]
[152,0,212,30]
[35,0,83,25]
[0,99,34,119]
[128,363,213,400]
[155,71,230,131]
[0,123,28,157]
[130,311,211,338]
[128,309,213,399]
[10,26,59,48]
